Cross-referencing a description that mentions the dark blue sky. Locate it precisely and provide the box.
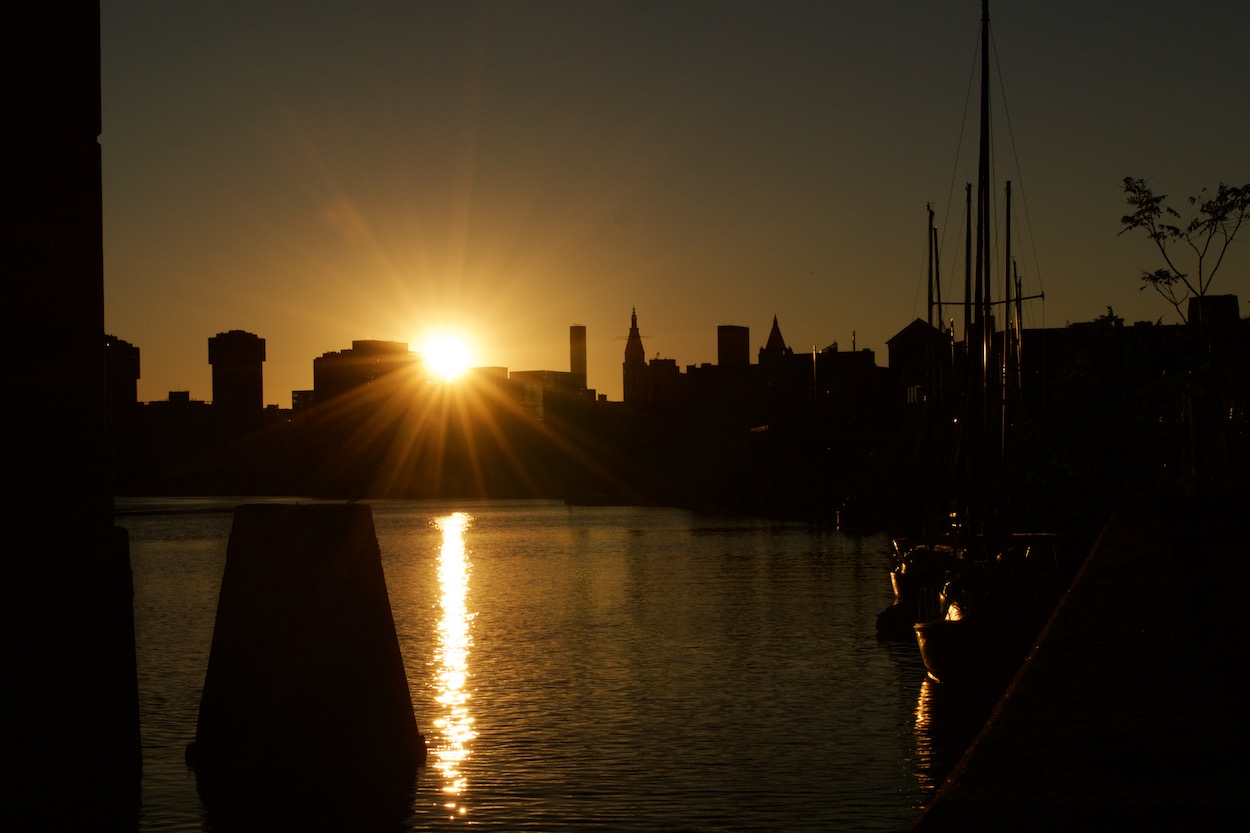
[101,1,1250,404]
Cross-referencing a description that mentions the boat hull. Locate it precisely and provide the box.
[914,613,1037,688]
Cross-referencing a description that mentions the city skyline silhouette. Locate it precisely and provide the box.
[100,1,1250,407]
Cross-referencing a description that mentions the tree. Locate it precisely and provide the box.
[1120,177,1250,323]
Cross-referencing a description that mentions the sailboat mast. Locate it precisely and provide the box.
[964,183,972,342]
[933,221,943,333]
[1002,180,1013,461]
[927,204,935,328]
[1004,180,1013,353]
[973,0,997,536]
[1014,260,1024,395]
[977,0,991,355]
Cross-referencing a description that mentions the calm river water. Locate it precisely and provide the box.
[122,497,981,832]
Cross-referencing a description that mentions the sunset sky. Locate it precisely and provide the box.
[101,1,1250,406]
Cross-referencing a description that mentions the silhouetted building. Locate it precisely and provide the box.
[645,357,684,405]
[758,315,794,365]
[510,370,582,423]
[621,308,691,409]
[570,324,587,392]
[156,390,206,408]
[812,344,891,419]
[466,366,509,383]
[103,334,143,489]
[718,325,749,368]
[887,319,951,407]
[104,333,140,424]
[208,330,266,418]
[313,340,418,405]
[623,307,647,405]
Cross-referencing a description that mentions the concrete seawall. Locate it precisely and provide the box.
[911,491,1246,831]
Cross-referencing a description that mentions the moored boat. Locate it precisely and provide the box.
[912,533,1061,686]
[876,540,958,640]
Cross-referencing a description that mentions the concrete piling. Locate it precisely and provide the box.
[188,503,425,814]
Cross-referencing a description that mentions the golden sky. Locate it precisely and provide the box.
[101,1,1250,405]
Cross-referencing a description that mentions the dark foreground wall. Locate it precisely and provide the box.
[910,490,1246,831]
[1,4,140,828]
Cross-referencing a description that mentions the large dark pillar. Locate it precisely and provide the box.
[188,504,426,826]
[1,3,140,828]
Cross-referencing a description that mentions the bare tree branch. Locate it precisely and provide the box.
[1120,177,1250,322]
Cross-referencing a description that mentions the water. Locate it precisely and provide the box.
[124,497,973,832]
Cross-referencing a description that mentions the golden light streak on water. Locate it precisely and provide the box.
[432,511,477,819]
[912,678,941,791]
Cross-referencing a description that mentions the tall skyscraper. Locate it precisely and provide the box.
[717,325,749,368]
[623,308,646,405]
[570,324,587,391]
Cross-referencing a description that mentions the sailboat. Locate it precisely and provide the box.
[880,1,1062,687]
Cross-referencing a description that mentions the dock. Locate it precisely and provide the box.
[911,490,1247,831]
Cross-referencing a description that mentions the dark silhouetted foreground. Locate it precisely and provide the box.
[3,4,140,829]
[188,503,426,827]
[911,489,1248,830]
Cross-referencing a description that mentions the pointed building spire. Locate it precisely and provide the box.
[758,315,793,365]
[623,306,647,405]
[624,306,645,367]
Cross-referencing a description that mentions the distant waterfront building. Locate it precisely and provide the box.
[887,319,949,407]
[208,330,266,415]
[291,389,315,412]
[570,324,587,392]
[645,357,684,405]
[312,339,418,405]
[510,370,581,390]
[103,335,141,463]
[509,369,582,422]
[104,334,140,416]
[717,325,749,368]
[623,308,646,405]
[465,366,509,383]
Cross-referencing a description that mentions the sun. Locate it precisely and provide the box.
[421,334,473,382]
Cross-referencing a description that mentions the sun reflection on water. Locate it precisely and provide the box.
[433,511,477,819]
